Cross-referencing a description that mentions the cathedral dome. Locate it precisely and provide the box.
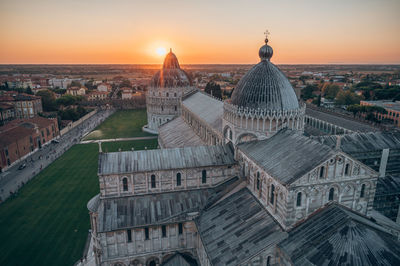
[230,38,299,111]
[150,49,192,88]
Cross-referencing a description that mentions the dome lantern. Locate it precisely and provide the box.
[259,30,273,61]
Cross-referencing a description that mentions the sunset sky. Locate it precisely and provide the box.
[0,0,399,64]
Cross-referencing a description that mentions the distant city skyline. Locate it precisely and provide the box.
[0,0,399,64]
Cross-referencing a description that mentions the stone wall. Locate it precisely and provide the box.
[223,102,305,144]
[99,165,239,198]
[236,148,378,229]
[100,221,197,266]
[181,106,223,146]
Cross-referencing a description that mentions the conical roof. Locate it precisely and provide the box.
[150,49,191,88]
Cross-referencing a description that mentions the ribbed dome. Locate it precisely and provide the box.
[150,49,192,88]
[230,41,299,111]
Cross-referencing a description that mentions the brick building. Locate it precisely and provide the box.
[0,117,59,171]
[0,103,16,126]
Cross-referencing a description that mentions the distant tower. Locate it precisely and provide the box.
[144,49,194,133]
[222,33,305,144]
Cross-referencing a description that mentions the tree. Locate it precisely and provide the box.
[335,90,362,106]
[25,87,33,95]
[322,84,340,99]
[56,95,77,107]
[301,85,317,100]
[54,88,66,95]
[36,90,57,111]
[204,81,222,99]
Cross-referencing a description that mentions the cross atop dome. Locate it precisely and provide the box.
[264,29,270,44]
[259,30,273,61]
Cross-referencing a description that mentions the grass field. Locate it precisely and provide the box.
[0,138,158,266]
[84,109,153,140]
[102,139,159,152]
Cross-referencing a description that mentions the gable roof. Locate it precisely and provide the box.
[196,187,286,266]
[182,91,223,135]
[98,177,241,232]
[238,129,336,185]
[158,116,205,148]
[278,203,400,266]
[314,131,400,154]
[98,144,235,175]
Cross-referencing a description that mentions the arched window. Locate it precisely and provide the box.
[345,163,350,175]
[229,130,232,140]
[151,175,156,188]
[360,184,366,198]
[166,92,169,97]
[296,192,302,207]
[176,173,181,187]
[174,93,177,97]
[328,187,334,201]
[202,170,207,184]
[256,172,260,190]
[161,106,164,111]
[270,184,275,204]
[174,105,177,111]
[122,177,128,191]
[319,166,325,178]
[267,256,271,266]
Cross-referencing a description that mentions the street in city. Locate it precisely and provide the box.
[0,109,114,203]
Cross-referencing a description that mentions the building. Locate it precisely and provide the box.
[0,103,16,125]
[97,83,112,92]
[361,100,400,127]
[49,78,73,89]
[144,49,196,134]
[87,91,109,101]
[314,131,400,223]
[67,86,86,96]
[121,88,133,100]
[0,116,59,171]
[0,93,43,119]
[84,38,400,266]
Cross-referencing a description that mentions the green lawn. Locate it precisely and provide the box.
[102,139,159,152]
[84,109,153,140]
[0,139,158,266]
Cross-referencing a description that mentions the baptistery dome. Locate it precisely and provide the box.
[230,39,299,111]
[150,49,192,88]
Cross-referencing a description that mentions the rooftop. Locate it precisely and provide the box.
[150,50,192,88]
[278,203,400,266]
[98,144,235,175]
[238,129,335,185]
[182,91,223,134]
[196,187,286,266]
[98,177,240,232]
[306,108,378,132]
[314,131,400,154]
[230,38,299,111]
[158,116,205,148]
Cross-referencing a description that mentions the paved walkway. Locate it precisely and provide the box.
[79,136,157,144]
[0,109,114,204]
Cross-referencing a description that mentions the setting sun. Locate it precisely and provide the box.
[156,47,167,56]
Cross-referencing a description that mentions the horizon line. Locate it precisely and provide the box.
[0,63,400,66]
